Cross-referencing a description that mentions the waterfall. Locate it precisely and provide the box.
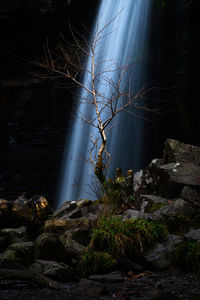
[57,0,151,207]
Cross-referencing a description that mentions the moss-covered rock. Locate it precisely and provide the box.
[0,249,24,269]
[35,232,65,261]
[8,241,35,265]
[29,259,71,281]
[0,226,27,252]
[79,250,117,276]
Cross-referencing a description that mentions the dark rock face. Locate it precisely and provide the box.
[134,139,200,198]
[0,0,99,205]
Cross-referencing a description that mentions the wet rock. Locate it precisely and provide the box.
[0,199,11,217]
[74,278,105,296]
[184,229,200,242]
[145,234,183,269]
[123,209,150,220]
[12,194,35,222]
[59,230,85,258]
[29,259,71,281]
[10,194,51,226]
[81,204,109,219]
[163,139,200,166]
[0,226,27,252]
[0,249,24,269]
[152,199,195,221]
[157,162,200,196]
[135,195,168,212]
[43,218,94,234]
[62,228,90,246]
[31,195,52,220]
[89,271,124,283]
[181,186,200,207]
[133,140,200,199]
[60,207,82,219]
[8,241,35,265]
[133,159,163,196]
[53,199,91,219]
[35,233,65,261]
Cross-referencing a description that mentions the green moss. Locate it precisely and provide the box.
[79,216,167,275]
[174,241,200,274]
[149,202,166,213]
[79,250,117,275]
[89,216,167,258]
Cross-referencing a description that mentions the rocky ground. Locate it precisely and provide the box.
[0,139,200,299]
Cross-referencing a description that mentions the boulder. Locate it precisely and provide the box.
[133,140,200,199]
[60,207,82,219]
[10,194,51,226]
[0,199,11,218]
[61,227,90,246]
[89,271,124,283]
[181,186,200,207]
[81,204,109,219]
[163,139,200,166]
[31,195,52,220]
[73,278,105,296]
[12,194,36,223]
[53,199,92,219]
[184,229,200,242]
[135,195,168,213]
[35,233,65,261]
[29,259,71,281]
[0,249,24,269]
[8,241,35,265]
[43,218,94,234]
[59,230,85,258]
[0,226,27,252]
[122,209,150,220]
[152,199,195,221]
[145,234,183,269]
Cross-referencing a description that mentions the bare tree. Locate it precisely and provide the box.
[37,15,149,184]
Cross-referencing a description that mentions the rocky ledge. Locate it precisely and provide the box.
[0,139,200,299]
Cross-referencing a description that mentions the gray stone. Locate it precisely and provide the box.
[181,186,200,206]
[59,229,85,257]
[29,259,71,281]
[89,271,124,283]
[163,139,200,166]
[145,234,183,269]
[152,199,194,221]
[35,232,65,261]
[53,199,91,219]
[81,204,109,219]
[8,241,35,265]
[123,209,150,220]
[0,226,27,252]
[184,229,200,242]
[43,218,94,234]
[135,195,168,212]
[74,279,105,296]
[60,207,82,219]
[0,249,24,269]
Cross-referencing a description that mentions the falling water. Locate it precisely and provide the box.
[57,0,151,206]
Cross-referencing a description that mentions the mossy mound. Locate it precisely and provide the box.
[79,216,167,275]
